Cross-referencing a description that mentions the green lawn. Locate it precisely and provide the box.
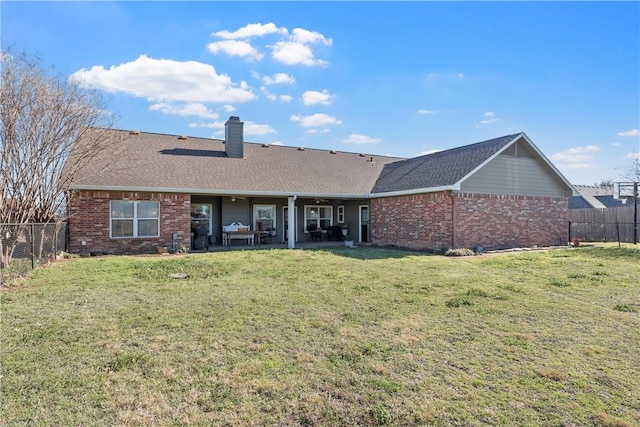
[1,245,639,426]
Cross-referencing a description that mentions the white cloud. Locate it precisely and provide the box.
[187,120,275,136]
[480,111,501,124]
[70,54,256,103]
[260,86,277,101]
[418,149,442,156]
[149,103,219,119]
[306,129,331,134]
[271,28,332,66]
[207,40,264,61]
[244,121,276,136]
[417,109,438,115]
[211,22,287,40]
[617,129,640,137]
[343,134,381,144]
[188,121,225,129]
[209,23,331,66]
[626,152,640,160]
[260,86,293,102]
[262,73,295,85]
[551,145,600,169]
[270,141,284,146]
[302,89,334,105]
[222,104,235,112]
[290,113,341,127]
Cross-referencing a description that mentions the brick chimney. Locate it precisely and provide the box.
[225,116,244,158]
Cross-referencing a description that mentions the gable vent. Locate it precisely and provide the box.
[178,135,188,140]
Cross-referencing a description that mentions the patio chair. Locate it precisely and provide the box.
[307,225,322,242]
[326,225,344,241]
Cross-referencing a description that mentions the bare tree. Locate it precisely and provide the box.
[621,157,640,183]
[0,50,118,268]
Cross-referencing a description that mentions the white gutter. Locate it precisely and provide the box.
[368,185,458,199]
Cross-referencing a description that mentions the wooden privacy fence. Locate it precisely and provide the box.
[569,205,637,243]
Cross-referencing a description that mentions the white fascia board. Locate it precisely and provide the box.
[369,185,456,199]
[68,185,369,199]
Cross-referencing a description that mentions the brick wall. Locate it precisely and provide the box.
[453,193,568,250]
[371,191,568,251]
[371,192,453,250]
[68,191,191,255]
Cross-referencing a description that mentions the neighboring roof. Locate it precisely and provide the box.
[569,185,624,209]
[68,128,404,198]
[568,196,593,209]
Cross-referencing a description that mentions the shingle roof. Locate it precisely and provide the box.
[595,195,627,208]
[569,185,624,209]
[69,128,404,197]
[568,196,593,209]
[372,134,520,194]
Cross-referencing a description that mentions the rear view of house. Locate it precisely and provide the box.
[65,117,575,255]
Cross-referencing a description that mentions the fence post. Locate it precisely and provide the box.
[568,220,572,243]
[634,183,638,245]
[31,224,36,270]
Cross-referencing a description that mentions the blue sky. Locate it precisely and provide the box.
[3,1,639,185]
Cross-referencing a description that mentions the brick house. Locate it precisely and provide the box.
[65,116,575,254]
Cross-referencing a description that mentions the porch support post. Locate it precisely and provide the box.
[287,196,296,249]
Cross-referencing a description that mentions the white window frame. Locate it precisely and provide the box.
[304,205,333,232]
[253,204,276,232]
[337,205,345,224]
[109,200,160,239]
[191,203,213,236]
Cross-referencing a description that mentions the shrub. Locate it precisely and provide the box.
[614,304,638,313]
[444,248,475,257]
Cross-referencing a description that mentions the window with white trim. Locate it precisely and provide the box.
[337,205,345,223]
[254,205,276,232]
[304,205,333,231]
[110,200,159,238]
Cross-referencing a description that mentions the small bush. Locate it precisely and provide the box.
[614,304,638,313]
[369,404,394,425]
[550,278,570,287]
[444,248,475,257]
[446,295,475,307]
[467,288,490,297]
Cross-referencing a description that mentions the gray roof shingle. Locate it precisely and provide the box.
[372,134,520,194]
[69,128,404,197]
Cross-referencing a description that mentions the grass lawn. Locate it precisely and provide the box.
[1,245,639,426]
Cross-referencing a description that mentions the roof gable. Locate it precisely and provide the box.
[372,134,520,194]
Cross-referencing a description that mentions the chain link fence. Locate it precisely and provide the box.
[0,222,67,284]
